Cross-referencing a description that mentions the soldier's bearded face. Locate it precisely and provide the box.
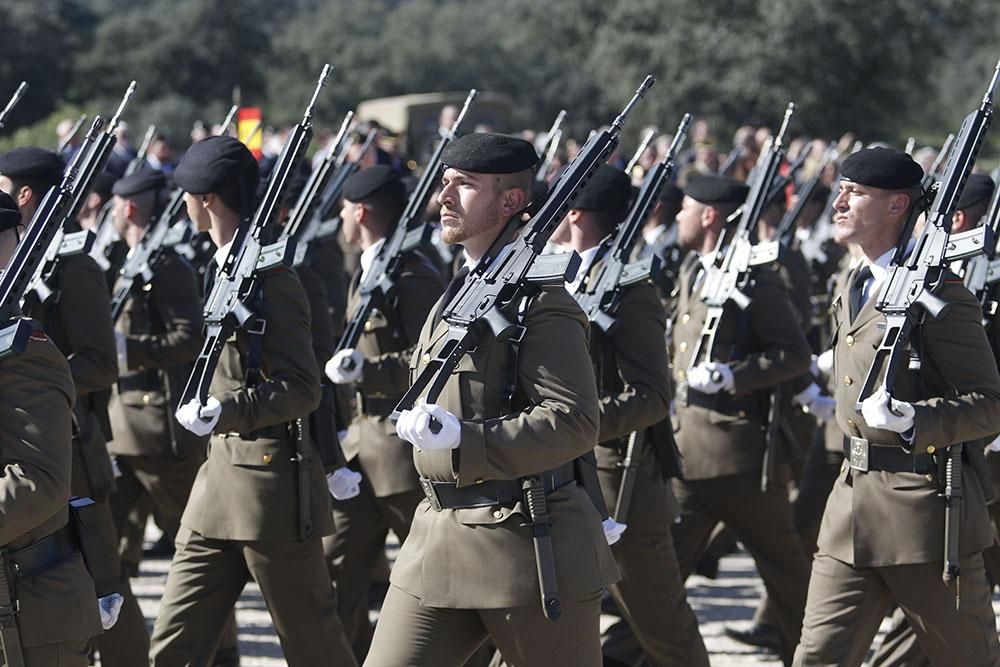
[438,168,503,246]
[675,195,706,251]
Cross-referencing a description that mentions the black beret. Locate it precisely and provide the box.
[441,133,537,174]
[957,173,995,211]
[174,136,258,195]
[112,166,166,198]
[92,171,117,200]
[572,165,632,213]
[685,175,749,206]
[0,147,64,188]
[0,190,21,233]
[840,147,923,190]
[658,183,684,205]
[343,165,406,204]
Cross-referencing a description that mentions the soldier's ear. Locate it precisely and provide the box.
[701,204,718,229]
[15,185,32,210]
[951,209,968,234]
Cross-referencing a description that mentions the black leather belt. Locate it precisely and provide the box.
[359,395,398,418]
[676,382,762,419]
[9,528,76,578]
[844,436,937,474]
[420,463,576,511]
[117,370,161,393]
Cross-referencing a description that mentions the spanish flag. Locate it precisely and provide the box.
[238,107,262,159]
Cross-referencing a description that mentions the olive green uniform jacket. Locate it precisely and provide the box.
[819,266,1000,567]
[180,268,331,541]
[0,324,103,650]
[391,284,620,608]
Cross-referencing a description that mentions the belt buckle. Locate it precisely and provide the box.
[419,478,442,511]
[676,381,689,407]
[849,436,869,472]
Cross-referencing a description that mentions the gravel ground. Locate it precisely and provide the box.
[132,532,1000,666]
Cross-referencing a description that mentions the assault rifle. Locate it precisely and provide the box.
[685,103,795,373]
[179,64,331,409]
[959,180,1000,325]
[775,142,837,249]
[332,89,477,360]
[20,83,136,312]
[535,109,566,183]
[109,108,247,322]
[56,114,87,154]
[0,81,27,133]
[626,128,657,175]
[312,128,379,244]
[0,93,136,357]
[575,113,690,334]
[391,75,655,623]
[90,123,159,277]
[854,60,998,606]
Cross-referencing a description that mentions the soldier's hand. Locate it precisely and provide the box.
[816,349,834,375]
[396,403,460,451]
[325,349,364,384]
[687,362,734,394]
[602,517,627,545]
[175,397,221,436]
[114,330,128,368]
[98,593,124,630]
[860,386,914,434]
[327,467,362,500]
[793,383,836,422]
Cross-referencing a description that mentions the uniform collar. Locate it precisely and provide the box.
[213,237,234,269]
[566,245,601,294]
[360,237,386,279]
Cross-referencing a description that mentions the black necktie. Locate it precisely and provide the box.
[849,265,872,321]
[434,266,469,327]
[202,261,218,298]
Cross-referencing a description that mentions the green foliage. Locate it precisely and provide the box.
[1,0,998,163]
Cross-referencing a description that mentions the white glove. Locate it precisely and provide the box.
[327,467,362,500]
[114,330,128,367]
[803,394,837,422]
[860,386,915,434]
[816,348,834,375]
[396,403,461,451]
[987,434,1000,453]
[175,397,221,437]
[110,456,122,479]
[98,593,124,630]
[324,349,364,384]
[687,362,734,395]
[602,517,627,545]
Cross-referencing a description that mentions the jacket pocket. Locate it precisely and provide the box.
[228,437,293,469]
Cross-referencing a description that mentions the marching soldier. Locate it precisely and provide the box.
[148,136,356,666]
[793,148,1000,665]
[0,146,151,666]
[364,133,619,665]
[105,166,207,576]
[0,191,103,666]
[867,171,1000,667]
[563,165,710,666]
[322,165,445,654]
[669,174,813,664]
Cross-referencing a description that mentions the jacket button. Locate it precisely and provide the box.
[262,453,272,464]
[422,353,431,364]
[926,445,936,454]
[845,334,855,346]
[679,341,688,352]
[475,479,484,484]
[677,370,687,381]
[847,419,856,428]
[737,410,746,418]
[843,375,853,386]
[142,394,151,406]
[364,320,374,332]
[493,510,504,519]
[925,474,934,482]
[681,313,691,323]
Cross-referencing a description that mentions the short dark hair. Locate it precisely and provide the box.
[215,171,256,217]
